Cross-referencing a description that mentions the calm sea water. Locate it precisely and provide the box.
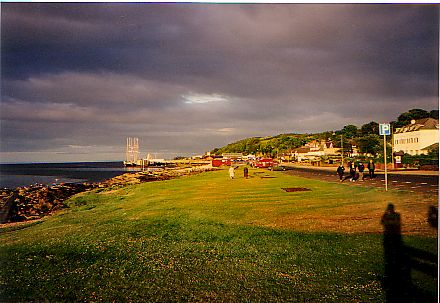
[0,162,142,189]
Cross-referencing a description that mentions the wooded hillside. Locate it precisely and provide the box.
[211,108,439,158]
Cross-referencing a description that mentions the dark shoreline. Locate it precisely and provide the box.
[0,165,215,224]
[0,161,137,189]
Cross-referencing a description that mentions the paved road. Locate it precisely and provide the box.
[283,166,439,194]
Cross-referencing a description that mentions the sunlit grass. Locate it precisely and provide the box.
[0,167,437,302]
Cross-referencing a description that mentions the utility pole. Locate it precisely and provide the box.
[333,131,344,165]
[341,134,344,165]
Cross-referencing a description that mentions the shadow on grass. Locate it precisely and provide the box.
[0,220,44,234]
[1,212,437,302]
[381,204,438,303]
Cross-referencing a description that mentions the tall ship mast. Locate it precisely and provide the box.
[124,137,139,166]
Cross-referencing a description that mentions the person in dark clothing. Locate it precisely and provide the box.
[368,160,375,179]
[349,162,356,181]
[352,170,359,181]
[350,165,357,182]
[342,162,356,182]
[243,166,249,178]
[336,164,345,181]
[358,162,365,181]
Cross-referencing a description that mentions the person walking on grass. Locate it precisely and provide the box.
[342,161,355,182]
[350,164,359,182]
[243,166,249,178]
[368,159,375,179]
[352,170,360,182]
[229,165,237,179]
[229,166,235,179]
[337,164,345,182]
[358,162,365,181]
[348,162,359,182]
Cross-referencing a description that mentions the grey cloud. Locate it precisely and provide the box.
[1,4,438,162]
[2,72,187,109]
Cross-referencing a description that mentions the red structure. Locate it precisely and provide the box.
[212,158,232,167]
[254,158,275,168]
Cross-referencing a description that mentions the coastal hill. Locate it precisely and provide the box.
[211,108,439,158]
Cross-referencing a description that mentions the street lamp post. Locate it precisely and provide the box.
[333,132,344,165]
[341,134,344,165]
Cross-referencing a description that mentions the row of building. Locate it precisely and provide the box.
[289,118,438,162]
[393,118,438,156]
[126,118,438,166]
[291,118,438,162]
[211,118,438,164]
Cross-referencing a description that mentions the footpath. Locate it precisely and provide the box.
[281,163,438,194]
[282,163,439,176]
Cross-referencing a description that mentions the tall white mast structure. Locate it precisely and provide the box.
[125,137,139,165]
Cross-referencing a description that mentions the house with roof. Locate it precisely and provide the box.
[393,118,439,156]
[292,146,312,162]
[292,139,339,162]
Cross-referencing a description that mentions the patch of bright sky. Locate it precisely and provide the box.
[183,93,229,104]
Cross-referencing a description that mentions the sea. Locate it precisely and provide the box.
[0,162,143,189]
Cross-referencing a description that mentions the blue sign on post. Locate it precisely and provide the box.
[379,123,391,136]
[379,123,391,191]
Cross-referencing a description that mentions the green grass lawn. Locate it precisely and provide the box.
[1,168,437,302]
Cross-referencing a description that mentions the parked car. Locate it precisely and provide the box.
[254,158,275,168]
[272,165,286,171]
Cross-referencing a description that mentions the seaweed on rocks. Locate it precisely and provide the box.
[0,165,216,224]
[0,183,94,224]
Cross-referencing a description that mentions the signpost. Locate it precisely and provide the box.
[379,123,391,191]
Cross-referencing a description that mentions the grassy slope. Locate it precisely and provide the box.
[0,168,437,302]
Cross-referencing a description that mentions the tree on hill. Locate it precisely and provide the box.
[394,109,431,128]
[341,125,358,138]
[360,121,379,136]
[211,108,437,158]
[332,134,353,155]
[356,134,381,156]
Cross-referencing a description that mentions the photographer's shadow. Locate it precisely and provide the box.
[381,203,437,303]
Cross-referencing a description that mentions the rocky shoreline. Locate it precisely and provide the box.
[0,164,215,224]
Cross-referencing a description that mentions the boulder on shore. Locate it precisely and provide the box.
[0,183,92,224]
[0,165,216,224]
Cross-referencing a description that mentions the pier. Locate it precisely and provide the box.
[123,137,180,168]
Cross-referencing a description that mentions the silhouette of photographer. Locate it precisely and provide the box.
[381,203,411,302]
[428,205,438,228]
[380,203,438,302]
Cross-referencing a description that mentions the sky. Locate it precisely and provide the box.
[1,4,438,163]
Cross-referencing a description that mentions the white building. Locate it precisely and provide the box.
[393,118,439,155]
[292,139,339,162]
[222,153,243,159]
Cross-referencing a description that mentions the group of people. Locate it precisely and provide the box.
[229,165,249,179]
[337,159,375,182]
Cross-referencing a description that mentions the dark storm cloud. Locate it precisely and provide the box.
[1,4,438,162]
